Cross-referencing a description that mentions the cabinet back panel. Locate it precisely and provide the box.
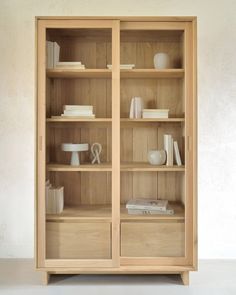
[121,124,184,163]
[121,172,185,204]
[120,79,183,118]
[47,78,112,118]
[49,171,111,206]
[47,125,111,164]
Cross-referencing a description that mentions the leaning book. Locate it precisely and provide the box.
[126,198,168,211]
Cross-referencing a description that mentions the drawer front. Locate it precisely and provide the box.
[121,222,185,257]
[46,222,111,259]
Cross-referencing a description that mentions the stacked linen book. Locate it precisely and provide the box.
[126,198,174,215]
[46,41,60,68]
[142,109,169,119]
[107,64,135,69]
[164,134,182,166]
[61,105,95,118]
[45,180,64,214]
[55,61,85,69]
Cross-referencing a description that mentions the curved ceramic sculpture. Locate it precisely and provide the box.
[61,143,89,166]
[148,150,166,165]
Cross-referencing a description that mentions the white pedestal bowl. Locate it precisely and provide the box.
[61,143,89,166]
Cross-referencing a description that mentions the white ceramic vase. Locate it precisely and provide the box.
[153,53,170,69]
[148,150,166,165]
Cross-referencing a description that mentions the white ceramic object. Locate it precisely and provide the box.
[153,53,170,69]
[61,143,89,166]
[129,96,143,118]
[148,150,166,165]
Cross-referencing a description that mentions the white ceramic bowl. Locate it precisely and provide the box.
[61,143,89,166]
[148,150,166,165]
[153,53,170,69]
[62,143,89,152]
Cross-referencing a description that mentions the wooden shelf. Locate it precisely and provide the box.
[47,117,112,122]
[121,118,185,123]
[120,69,184,79]
[46,203,184,222]
[47,205,112,222]
[121,162,185,172]
[46,68,184,79]
[46,69,112,78]
[47,163,112,172]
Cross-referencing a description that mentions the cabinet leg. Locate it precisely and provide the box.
[180,271,189,285]
[42,272,50,285]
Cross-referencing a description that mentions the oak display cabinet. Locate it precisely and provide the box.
[36,16,197,285]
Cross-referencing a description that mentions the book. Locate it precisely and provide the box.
[56,61,82,66]
[53,42,60,68]
[129,97,143,119]
[126,198,168,212]
[164,134,173,166]
[107,64,135,69]
[142,109,169,119]
[64,105,93,111]
[174,141,182,166]
[46,41,60,69]
[127,207,174,215]
[56,64,86,69]
[63,109,93,116]
[45,181,64,214]
[61,114,95,118]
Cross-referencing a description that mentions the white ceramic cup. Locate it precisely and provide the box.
[148,150,166,165]
[154,53,170,69]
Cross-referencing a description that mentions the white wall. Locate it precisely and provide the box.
[0,0,236,258]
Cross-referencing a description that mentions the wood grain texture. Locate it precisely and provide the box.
[46,222,111,259]
[121,222,185,257]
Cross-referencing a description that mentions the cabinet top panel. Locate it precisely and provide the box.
[36,16,197,22]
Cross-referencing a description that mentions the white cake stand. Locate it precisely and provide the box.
[61,143,89,166]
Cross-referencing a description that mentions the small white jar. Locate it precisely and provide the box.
[154,53,170,69]
[148,150,166,165]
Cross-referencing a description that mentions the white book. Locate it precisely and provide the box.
[142,112,169,119]
[53,42,60,68]
[126,199,168,212]
[142,109,169,119]
[56,61,82,66]
[63,109,93,116]
[55,186,64,214]
[56,65,85,69]
[174,141,182,166]
[46,41,54,69]
[164,134,173,166]
[107,64,135,69]
[61,114,95,118]
[129,98,135,119]
[127,207,174,215]
[64,105,93,111]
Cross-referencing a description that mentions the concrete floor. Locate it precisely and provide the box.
[0,260,235,294]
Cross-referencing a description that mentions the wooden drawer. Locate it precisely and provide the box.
[121,222,185,257]
[46,222,111,259]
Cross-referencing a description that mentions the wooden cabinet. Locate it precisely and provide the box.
[36,16,197,285]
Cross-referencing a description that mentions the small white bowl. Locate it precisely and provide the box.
[148,150,166,165]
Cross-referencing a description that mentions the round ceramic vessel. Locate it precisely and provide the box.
[61,143,89,152]
[153,53,170,69]
[148,149,166,165]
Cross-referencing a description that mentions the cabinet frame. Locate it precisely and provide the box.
[35,16,197,283]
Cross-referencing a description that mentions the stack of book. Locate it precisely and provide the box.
[45,180,64,214]
[61,105,95,118]
[46,41,60,69]
[55,61,85,69]
[126,198,174,215]
[164,134,182,166]
[107,64,135,69]
[142,109,169,119]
